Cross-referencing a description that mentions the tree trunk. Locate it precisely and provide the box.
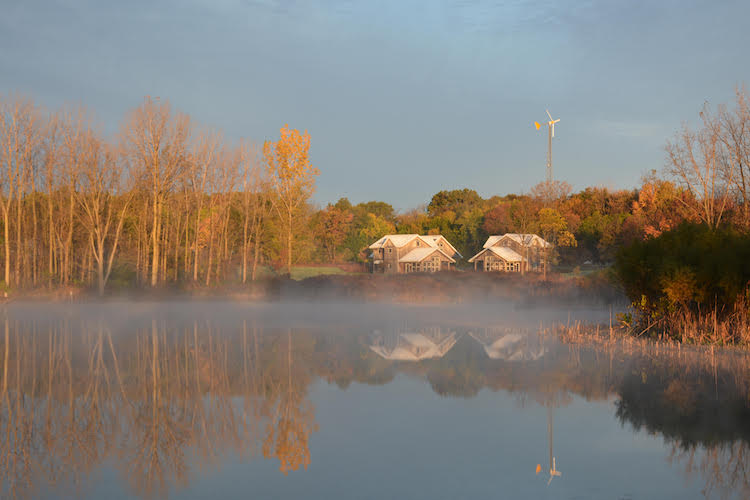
[2,207,9,286]
[242,212,248,284]
[251,221,261,282]
[15,194,22,287]
[151,196,161,287]
[47,194,54,286]
[286,209,292,276]
[31,186,38,286]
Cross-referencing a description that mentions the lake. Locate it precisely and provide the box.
[1,301,748,499]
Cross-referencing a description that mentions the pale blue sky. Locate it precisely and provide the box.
[2,0,749,209]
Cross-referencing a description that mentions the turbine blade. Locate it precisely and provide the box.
[535,121,541,130]
[546,109,553,121]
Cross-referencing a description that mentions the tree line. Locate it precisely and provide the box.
[1,87,748,295]
[0,94,317,294]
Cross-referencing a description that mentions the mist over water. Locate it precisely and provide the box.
[1,301,747,499]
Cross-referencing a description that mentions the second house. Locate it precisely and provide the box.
[368,234,462,273]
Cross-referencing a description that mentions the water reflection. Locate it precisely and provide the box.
[369,327,458,361]
[468,328,546,361]
[0,312,748,499]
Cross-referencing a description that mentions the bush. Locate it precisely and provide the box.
[615,223,750,320]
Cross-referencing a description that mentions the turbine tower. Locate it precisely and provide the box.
[536,406,562,485]
[534,110,560,183]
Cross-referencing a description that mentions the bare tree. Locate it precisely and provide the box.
[0,94,39,287]
[74,122,132,295]
[666,103,734,229]
[239,141,267,283]
[715,87,750,227]
[187,130,221,283]
[121,97,190,287]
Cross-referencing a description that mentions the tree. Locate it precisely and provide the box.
[355,200,395,221]
[358,213,395,241]
[186,129,221,283]
[715,87,750,228]
[121,97,191,287]
[666,103,734,229]
[317,204,353,262]
[537,207,577,278]
[0,94,39,287]
[427,188,483,217]
[482,202,511,235]
[530,180,572,207]
[239,141,268,283]
[264,125,319,275]
[74,121,132,295]
[628,177,695,239]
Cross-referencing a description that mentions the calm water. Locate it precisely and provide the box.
[1,301,749,500]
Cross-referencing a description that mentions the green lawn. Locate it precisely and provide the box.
[289,266,359,280]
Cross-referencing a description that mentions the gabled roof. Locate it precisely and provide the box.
[399,247,456,263]
[369,234,420,249]
[468,246,525,263]
[368,234,462,258]
[421,235,463,258]
[483,233,551,249]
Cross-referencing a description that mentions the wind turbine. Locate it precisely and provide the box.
[534,110,561,183]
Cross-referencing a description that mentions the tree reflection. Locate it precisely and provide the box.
[612,346,750,499]
[0,314,749,499]
[0,317,318,499]
[260,329,318,475]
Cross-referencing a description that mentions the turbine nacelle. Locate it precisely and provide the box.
[535,109,561,137]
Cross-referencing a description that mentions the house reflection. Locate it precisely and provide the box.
[368,327,458,361]
[468,328,547,361]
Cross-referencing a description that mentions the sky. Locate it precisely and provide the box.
[2,0,749,210]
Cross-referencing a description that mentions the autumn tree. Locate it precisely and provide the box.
[317,204,353,262]
[264,125,319,275]
[537,207,577,278]
[627,176,696,239]
[482,202,511,235]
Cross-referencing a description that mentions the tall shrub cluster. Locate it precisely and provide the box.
[615,223,750,341]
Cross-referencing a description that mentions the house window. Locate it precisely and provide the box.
[388,248,392,254]
[416,241,420,246]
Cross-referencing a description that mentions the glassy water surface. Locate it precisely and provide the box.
[2,302,749,499]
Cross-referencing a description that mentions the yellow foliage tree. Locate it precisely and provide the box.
[264,125,319,275]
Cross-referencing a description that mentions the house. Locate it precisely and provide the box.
[468,233,550,272]
[368,234,462,273]
[368,328,458,361]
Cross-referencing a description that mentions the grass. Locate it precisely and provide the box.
[289,266,359,280]
[556,263,609,278]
